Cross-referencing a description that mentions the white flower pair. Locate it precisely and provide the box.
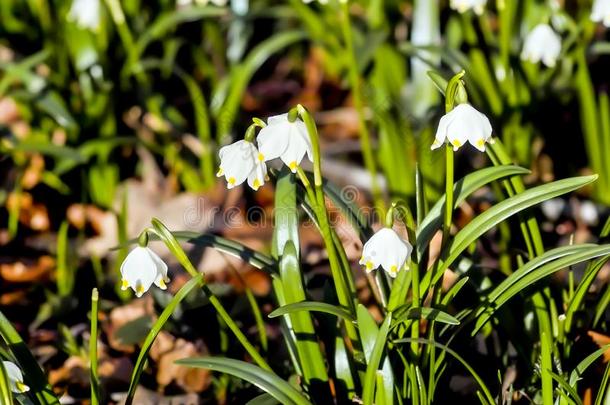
[2,361,29,394]
[217,114,313,191]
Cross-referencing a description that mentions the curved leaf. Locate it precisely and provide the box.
[269,301,356,323]
[393,307,460,327]
[362,315,392,405]
[416,165,530,259]
[125,275,204,404]
[175,357,312,405]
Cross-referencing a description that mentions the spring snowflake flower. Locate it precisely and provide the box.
[521,24,562,67]
[68,0,101,31]
[359,228,412,278]
[2,361,29,394]
[120,247,170,297]
[431,103,493,152]
[256,114,313,173]
[217,140,267,190]
[449,0,487,14]
[591,0,610,27]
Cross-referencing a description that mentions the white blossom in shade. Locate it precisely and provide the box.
[521,24,562,67]
[431,103,493,152]
[541,198,565,222]
[256,114,313,173]
[120,247,169,297]
[359,228,413,278]
[217,140,267,190]
[67,0,101,31]
[2,361,29,394]
[591,0,610,27]
[450,0,487,14]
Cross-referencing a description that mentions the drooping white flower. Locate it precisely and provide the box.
[450,0,487,14]
[521,24,562,67]
[431,103,493,152]
[359,228,412,278]
[2,361,29,394]
[68,0,101,31]
[256,114,313,173]
[217,140,267,190]
[591,0,610,27]
[120,247,169,297]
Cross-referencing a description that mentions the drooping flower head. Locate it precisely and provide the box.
[217,140,267,191]
[256,114,313,173]
[120,246,169,297]
[431,103,493,152]
[591,0,610,27]
[68,0,101,31]
[2,361,29,394]
[359,228,412,278]
[450,0,487,15]
[521,24,562,67]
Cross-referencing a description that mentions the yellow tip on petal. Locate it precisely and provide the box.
[216,168,223,177]
[476,139,485,148]
[136,285,145,297]
[228,177,236,185]
[158,279,167,289]
[452,139,462,148]
[288,161,297,172]
[121,279,129,290]
[390,265,398,273]
[16,382,29,393]
[253,179,261,190]
[365,261,374,271]
[258,153,265,162]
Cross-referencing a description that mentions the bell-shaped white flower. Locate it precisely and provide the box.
[431,103,493,152]
[2,361,29,394]
[217,140,267,190]
[591,0,610,27]
[521,24,562,67]
[256,114,313,173]
[450,0,487,14]
[120,247,169,297]
[359,228,412,278]
[68,0,101,31]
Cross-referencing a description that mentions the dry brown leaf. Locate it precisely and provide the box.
[588,330,610,362]
[156,338,211,393]
[0,255,54,283]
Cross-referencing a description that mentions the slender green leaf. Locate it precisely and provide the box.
[0,362,13,405]
[393,307,460,327]
[362,315,392,405]
[569,344,610,386]
[269,301,355,323]
[176,357,312,405]
[125,275,204,405]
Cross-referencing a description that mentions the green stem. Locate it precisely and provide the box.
[443,146,454,244]
[339,3,385,213]
[90,289,100,405]
[149,220,272,371]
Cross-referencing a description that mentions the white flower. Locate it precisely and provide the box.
[521,24,562,67]
[68,0,101,31]
[359,228,412,278]
[2,361,29,394]
[591,0,610,27]
[431,103,493,152]
[450,0,487,14]
[120,247,169,297]
[217,140,267,190]
[256,114,313,173]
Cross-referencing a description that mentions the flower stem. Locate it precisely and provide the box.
[339,3,385,214]
[149,219,272,371]
[443,145,454,244]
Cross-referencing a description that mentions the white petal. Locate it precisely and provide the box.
[218,140,257,188]
[432,112,454,150]
[3,361,29,393]
[68,0,101,30]
[257,118,291,161]
[360,228,412,276]
[120,247,161,297]
[247,160,267,190]
[521,24,561,68]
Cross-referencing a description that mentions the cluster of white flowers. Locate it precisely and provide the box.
[2,361,29,394]
[217,113,312,191]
